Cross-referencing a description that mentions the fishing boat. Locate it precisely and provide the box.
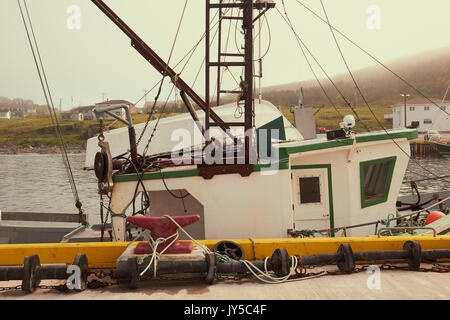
[1,0,449,297]
[434,141,450,155]
[78,0,447,243]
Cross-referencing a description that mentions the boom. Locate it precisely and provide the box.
[91,0,231,133]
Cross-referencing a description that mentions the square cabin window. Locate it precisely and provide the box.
[424,106,430,111]
[299,177,321,204]
[360,157,396,208]
[409,106,415,111]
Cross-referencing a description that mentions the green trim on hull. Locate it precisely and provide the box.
[113,168,200,183]
[355,130,418,143]
[112,129,416,183]
[282,138,354,155]
[435,142,450,154]
[281,129,417,156]
[113,161,290,183]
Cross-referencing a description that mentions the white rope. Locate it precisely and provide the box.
[162,215,212,254]
[138,214,213,278]
[139,231,179,278]
[161,215,328,284]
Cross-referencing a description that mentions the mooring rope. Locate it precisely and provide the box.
[153,215,328,284]
[17,0,85,225]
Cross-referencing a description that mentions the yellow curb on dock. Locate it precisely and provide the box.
[0,235,449,268]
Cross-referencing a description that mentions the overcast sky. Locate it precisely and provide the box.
[1,0,449,110]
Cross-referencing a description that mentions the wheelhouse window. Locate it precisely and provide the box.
[409,106,415,111]
[424,119,432,124]
[360,157,396,208]
[424,106,430,111]
[299,177,321,204]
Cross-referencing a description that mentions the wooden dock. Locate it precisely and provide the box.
[410,140,450,157]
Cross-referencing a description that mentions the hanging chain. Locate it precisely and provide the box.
[1,261,448,293]
[98,119,105,142]
[0,269,117,293]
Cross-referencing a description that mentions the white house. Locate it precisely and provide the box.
[0,109,11,119]
[391,97,450,132]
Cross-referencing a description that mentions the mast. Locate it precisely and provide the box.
[205,0,274,165]
[91,0,231,135]
[91,0,274,169]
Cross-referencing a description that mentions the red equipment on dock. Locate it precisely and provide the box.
[127,215,200,254]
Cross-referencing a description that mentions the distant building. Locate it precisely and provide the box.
[72,106,95,121]
[60,112,80,122]
[0,109,11,119]
[390,98,450,132]
[96,100,137,114]
[11,109,24,118]
[94,100,138,120]
[60,100,137,122]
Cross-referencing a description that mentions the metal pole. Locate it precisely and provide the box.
[243,0,254,164]
[205,0,211,147]
[216,0,222,108]
[404,95,407,128]
[258,8,262,104]
[401,93,410,128]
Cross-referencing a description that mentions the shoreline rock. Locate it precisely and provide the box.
[0,145,86,155]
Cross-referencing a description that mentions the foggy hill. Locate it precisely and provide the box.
[260,47,450,108]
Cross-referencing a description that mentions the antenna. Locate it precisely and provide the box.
[400,93,410,128]
[299,87,303,108]
[442,83,450,103]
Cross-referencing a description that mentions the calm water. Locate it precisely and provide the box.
[0,153,100,224]
[0,153,449,225]
[400,156,450,195]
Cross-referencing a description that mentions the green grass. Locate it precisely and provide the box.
[280,106,393,133]
[0,107,392,148]
[0,113,180,148]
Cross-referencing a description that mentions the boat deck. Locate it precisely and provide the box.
[1,263,449,300]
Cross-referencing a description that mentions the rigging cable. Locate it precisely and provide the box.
[18,0,86,225]
[137,3,238,168]
[277,2,342,119]
[158,168,190,199]
[294,0,450,118]
[277,3,368,129]
[136,1,235,155]
[216,4,236,106]
[317,0,450,184]
[136,0,189,150]
[191,1,234,89]
[429,83,450,131]
[191,24,220,90]
[142,84,177,158]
